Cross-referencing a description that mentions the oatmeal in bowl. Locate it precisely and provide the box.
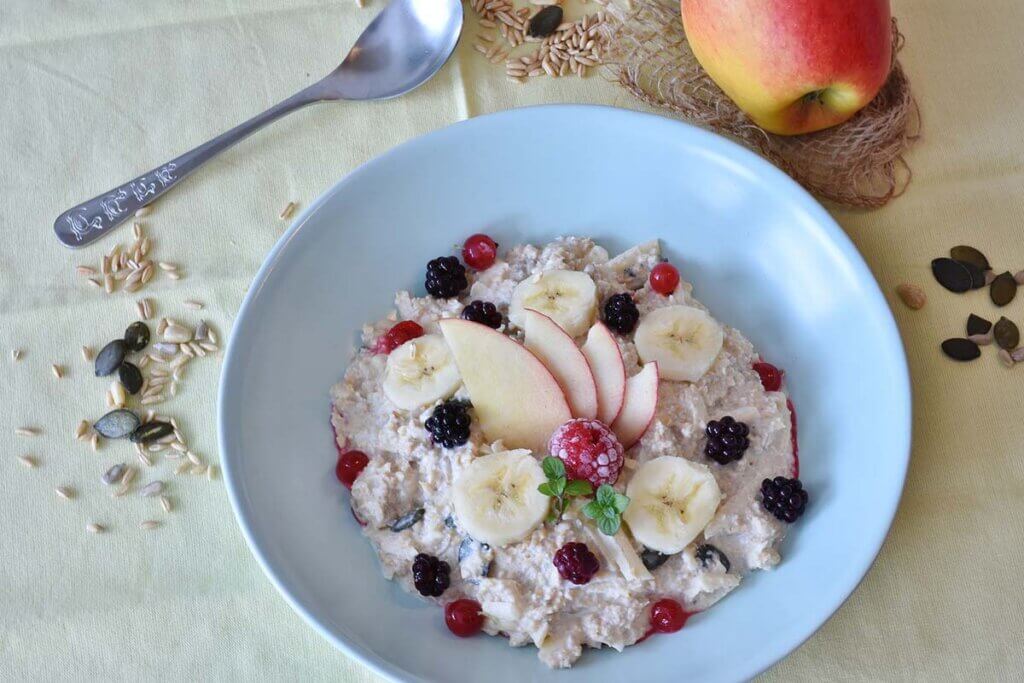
[329,233,808,669]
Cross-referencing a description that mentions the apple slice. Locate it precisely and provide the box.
[581,322,627,425]
[611,362,659,449]
[439,318,572,453]
[523,308,599,420]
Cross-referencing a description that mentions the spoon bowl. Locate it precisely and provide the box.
[54,0,464,248]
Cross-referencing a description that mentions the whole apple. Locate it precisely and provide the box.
[681,0,892,135]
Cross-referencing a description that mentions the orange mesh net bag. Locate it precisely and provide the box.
[596,0,920,209]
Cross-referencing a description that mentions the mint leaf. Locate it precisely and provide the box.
[550,476,566,496]
[542,456,565,480]
[611,493,630,514]
[582,500,603,520]
[537,482,555,497]
[597,515,621,536]
[595,484,616,507]
[564,480,593,497]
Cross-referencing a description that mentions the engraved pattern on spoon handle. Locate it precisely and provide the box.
[54,82,330,248]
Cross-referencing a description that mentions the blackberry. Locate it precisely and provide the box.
[424,256,468,298]
[602,293,640,334]
[704,416,750,464]
[760,476,808,523]
[553,542,600,585]
[695,543,731,572]
[411,553,451,597]
[425,400,472,448]
[461,300,503,329]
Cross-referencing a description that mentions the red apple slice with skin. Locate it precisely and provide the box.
[611,362,659,449]
[439,318,572,454]
[523,308,599,420]
[581,321,627,425]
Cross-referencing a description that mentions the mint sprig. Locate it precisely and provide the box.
[582,484,631,536]
[538,457,593,523]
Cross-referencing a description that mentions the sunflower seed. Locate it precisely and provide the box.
[140,520,161,531]
[966,314,993,336]
[941,338,981,361]
[86,523,106,534]
[950,245,990,271]
[994,317,1020,350]
[18,455,37,468]
[967,333,992,346]
[139,481,165,497]
[130,421,174,444]
[152,342,178,357]
[93,409,140,439]
[998,349,1015,367]
[990,272,1017,307]
[15,427,39,437]
[102,464,127,485]
[55,486,75,500]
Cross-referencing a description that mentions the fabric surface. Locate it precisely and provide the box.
[1,0,1022,680]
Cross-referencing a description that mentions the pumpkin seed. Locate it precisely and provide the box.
[129,420,175,444]
[102,464,127,485]
[956,260,986,290]
[528,5,562,37]
[390,507,425,532]
[931,258,972,293]
[118,362,144,394]
[966,314,992,336]
[640,547,670,571]
[990,271,1017,306]
[94,339,127,376]
[949,245,990,271]
[93,409,141,438]
[941,338,981,361]
[124,321,151,352]
[994,317,1019,350]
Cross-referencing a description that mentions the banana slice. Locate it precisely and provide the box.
[381,334,462,410]
[623,456,721,554]
[452,450,550,547]
[508,270,597,338]
[634,305,724,382]
[605,240,660,288]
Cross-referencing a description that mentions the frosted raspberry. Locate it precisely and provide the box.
[548,418,625,488]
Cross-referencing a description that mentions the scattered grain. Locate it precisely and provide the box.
[160,495,173,513]
[183,300,204,311]
[51,364,64,379]
[15,427,39,437]
[91,433,100,452]
[140,520,161,531]
[18,455,37,468]
[75,419,90,440]
[77,265,97,276]
[55,486,75,500]
[86,523,106,534]
[279,201,297,220]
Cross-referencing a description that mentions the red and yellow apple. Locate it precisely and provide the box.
[680,0,892,135]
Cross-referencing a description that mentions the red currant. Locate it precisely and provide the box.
[335,450,369,489]
[649,263,680,295]
[373,321,424,355]
[649,598,691,634]
[462,233,498,270]
[752,361,784,392]
[445,599,484,637]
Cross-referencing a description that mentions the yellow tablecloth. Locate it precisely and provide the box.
[2,0,1022,679]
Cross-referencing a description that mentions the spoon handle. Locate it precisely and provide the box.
[54,82,329,248]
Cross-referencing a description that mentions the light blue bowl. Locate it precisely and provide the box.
[219,105,911,682]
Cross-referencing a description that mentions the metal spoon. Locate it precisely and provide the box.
[54,0,463,248]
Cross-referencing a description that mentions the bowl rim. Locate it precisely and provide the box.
[218,104,912,683]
